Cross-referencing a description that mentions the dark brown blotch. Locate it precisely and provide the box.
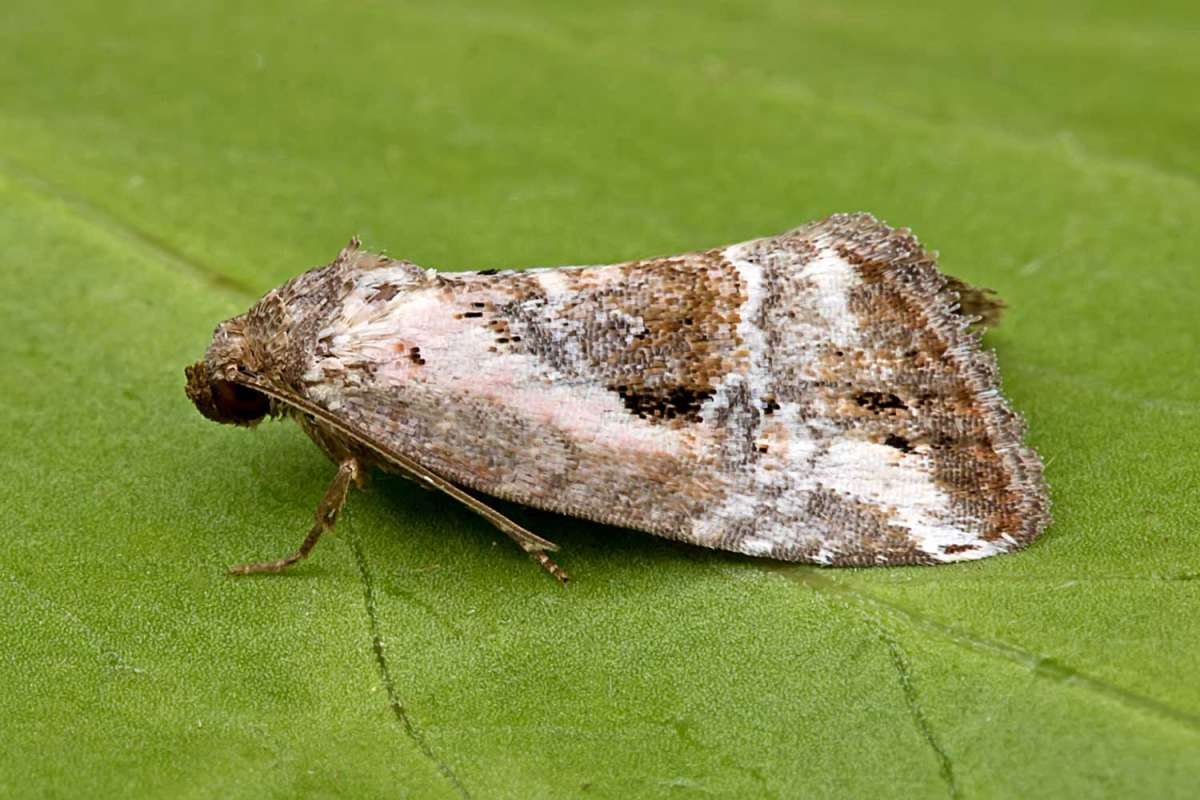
[612,384,713,423]
[855,391,906,412]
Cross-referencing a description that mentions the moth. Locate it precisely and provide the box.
[186,213,1049,582]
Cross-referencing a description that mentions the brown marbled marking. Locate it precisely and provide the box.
[493,251,747,424]
[841,257,1016,540]
[801,488,934,566]
[717,215,1045,553]
[815,214,1045,548]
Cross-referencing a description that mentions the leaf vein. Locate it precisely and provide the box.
[880,629,960,798]
[348,535,471,799]
[780,568,1200,735]
[0,155,257,297]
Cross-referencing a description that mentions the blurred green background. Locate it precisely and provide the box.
[1,1,1198,797]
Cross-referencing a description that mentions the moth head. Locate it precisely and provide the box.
[185,318,272,426]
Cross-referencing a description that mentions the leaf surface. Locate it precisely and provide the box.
[1,1,1197,797]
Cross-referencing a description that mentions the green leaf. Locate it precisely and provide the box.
[2,1,1197,797]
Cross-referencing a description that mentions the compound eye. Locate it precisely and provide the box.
[212,380,270,424]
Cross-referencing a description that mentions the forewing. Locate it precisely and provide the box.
[294,215,1048,565]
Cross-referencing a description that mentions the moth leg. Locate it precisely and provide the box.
[414,475,569,583]
[528,550,570,584]
[228,458,359,576]
[463,499,570,583]
[223,381,570,583]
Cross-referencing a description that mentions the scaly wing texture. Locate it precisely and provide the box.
[296,213,1048,565]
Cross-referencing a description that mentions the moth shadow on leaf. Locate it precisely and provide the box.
[365,473,731,582]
